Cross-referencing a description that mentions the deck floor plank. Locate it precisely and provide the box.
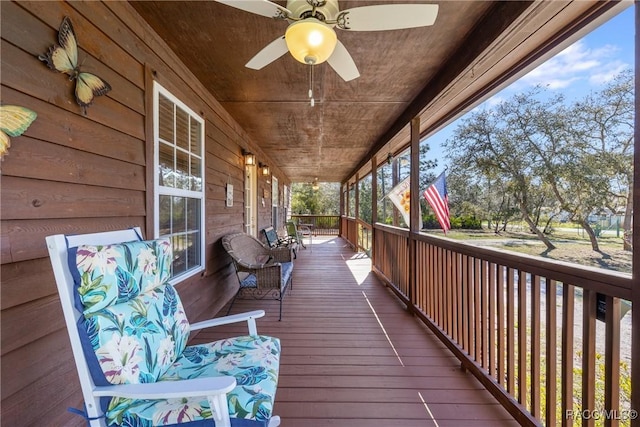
[191,236,518,426]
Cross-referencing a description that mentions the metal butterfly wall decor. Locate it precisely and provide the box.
[39,16,111,114]
[0,105,37,161]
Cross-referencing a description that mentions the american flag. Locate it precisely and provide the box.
[423,172,450,233]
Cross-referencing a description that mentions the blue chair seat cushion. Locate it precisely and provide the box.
[239,274,257,289]
[105,335,281,426]
[280,262,293,290]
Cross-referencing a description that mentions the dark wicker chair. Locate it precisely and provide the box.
[222,232,294,320]
[262,226,297,258]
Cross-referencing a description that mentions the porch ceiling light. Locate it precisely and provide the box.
[285,19,337,65]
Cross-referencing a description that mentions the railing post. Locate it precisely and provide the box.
[371,157,378,264]
[632,3,640,427]
[409,117,421,312]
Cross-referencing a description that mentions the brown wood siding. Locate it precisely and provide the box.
[0,1,289,425]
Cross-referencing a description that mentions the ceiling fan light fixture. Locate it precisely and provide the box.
[285,18,337,65]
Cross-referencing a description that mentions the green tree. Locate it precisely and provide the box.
[291,182,340,215]
[358,174,373,224]
[445,103,557,250]
[445,70,633,252]
[571,69,634,250]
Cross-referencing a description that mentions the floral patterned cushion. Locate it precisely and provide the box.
[83,283,190,384]
[105,335,281,426]
[75,239,189,384]
[75,239,172,315]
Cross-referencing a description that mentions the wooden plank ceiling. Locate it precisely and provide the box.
[130,0,624,184]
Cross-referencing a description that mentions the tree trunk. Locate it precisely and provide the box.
[543,216,554,234]
[578,218,600,252]
[623,188,633,251]
[519,203,556,250]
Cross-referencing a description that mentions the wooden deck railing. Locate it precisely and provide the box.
[291,215,340,235]
[343,218,634,427]
[339,216,373,254]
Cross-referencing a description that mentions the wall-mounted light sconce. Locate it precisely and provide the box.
[242,150,256,166]
[387,153,393,165]
[312,177,319,191]
[259,163,270,176]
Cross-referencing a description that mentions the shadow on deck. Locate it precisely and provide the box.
[191,236,519,426]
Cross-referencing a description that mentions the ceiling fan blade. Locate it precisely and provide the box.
[327,40,360,82]
[337,4,438,31]
[214,0,290,19]
[245,36,289,70]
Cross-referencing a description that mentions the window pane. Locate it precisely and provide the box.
[190,119,202,157]
[158,95,174,142]
[176,149,190,190]
[186,198,201,270]
[190,156,202,191]
[187,198,201,233]
[176,107,189,150]
[172,234,187,276]
[159,142,175,188]
[171,197,186,233]
[159,195,171,235]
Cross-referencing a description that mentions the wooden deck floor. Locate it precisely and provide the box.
[192,236,519,427]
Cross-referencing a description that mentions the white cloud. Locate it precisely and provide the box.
[588,61,628,85]
[513,40,627,91]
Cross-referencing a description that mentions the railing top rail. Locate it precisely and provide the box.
[374,223,632,299]
[291,214,340,218]
[373,222,410,237]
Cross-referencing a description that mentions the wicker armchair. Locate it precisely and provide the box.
[222,232,294,320]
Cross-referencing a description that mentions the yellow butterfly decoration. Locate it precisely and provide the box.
[39,16,111,113]
[0,105,37,161]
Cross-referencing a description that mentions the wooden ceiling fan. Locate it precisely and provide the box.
[214,0,439,81]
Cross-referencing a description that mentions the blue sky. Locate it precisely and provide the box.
[423,5,635,174]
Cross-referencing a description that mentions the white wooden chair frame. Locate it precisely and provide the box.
[46,227,280,427]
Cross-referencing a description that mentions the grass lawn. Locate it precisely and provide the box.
[437,227,632,274]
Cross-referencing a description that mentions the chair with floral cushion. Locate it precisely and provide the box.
[46,227,281,427]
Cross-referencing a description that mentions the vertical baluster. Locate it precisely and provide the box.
[604,295,621,427]
[437,246,443,327]
[428,244,435,319]
[488,262,497,378]
[452,252,459,341]
[481,259,489,370]
[446,250,453,335]
[582,289,597,427]
[531,275,541,419]
[497,265,506,386]
[562,284,575,427]
[475,258,483,363]
[507,267,516,394]
[518,271,527,406]
[462,254,469,354]
[546,279,557,427]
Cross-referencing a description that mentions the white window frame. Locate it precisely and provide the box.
[272,176,279,229]
[245,164,257,236]
[153,81,205,282]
